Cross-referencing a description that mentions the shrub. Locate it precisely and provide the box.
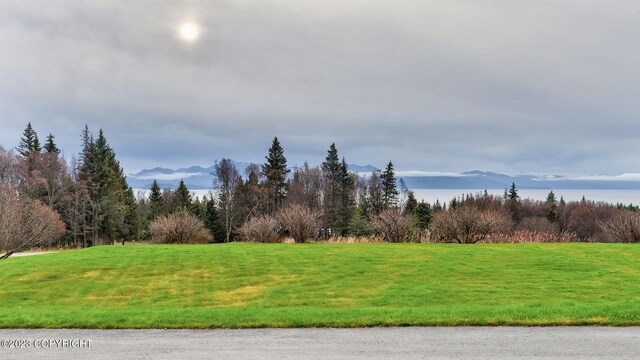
[370,208,417,243]
[518,216,559,234]
[432,206,511,244]
[149,210,213,244]
[560,201,617,241]
[0,185,65,259]
[601,211,640,243]
[238,215,281,243]
[276,205,320,243]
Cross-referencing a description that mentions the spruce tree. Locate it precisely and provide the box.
[44,133,61,154]
[147,180,164,220]
[77,127,130,244]
[506,182,520,223]
[322,143,340,178]
[380,161,399,208]
[203,195,225,242]
[404,191,418,215]
[321,143,341,231]
[175,180,192,210]
[17,122,42,157]
[17,123,42,171]
[414,201,433,230]
[508,182,519,200]
[261,137,289,212]
[546,190,558,223]
[337,157,355,235]
[122,187,141,243]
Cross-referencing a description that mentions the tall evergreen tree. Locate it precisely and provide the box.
[546,190,558,223]
[506,182,520,223]
[380,161,399,208]
[77,127,130,244]
[203,195,225,242]
[147,180,164,221]
[17,123,42,172]
[336,157,355,235]
[122,187,141,244]
[262,137,289,213]
[17,122,41,157]
[508,182,519,200]
[175,180,192,210]
[44,133,61,154]
[321,143,341,232]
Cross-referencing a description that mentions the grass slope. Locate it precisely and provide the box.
[1,243,639,328]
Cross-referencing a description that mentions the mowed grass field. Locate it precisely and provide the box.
[1,243,640,328]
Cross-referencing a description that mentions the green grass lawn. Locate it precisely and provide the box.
[1,243,639,328]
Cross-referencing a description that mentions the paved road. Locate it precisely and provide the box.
[1,327,639,359]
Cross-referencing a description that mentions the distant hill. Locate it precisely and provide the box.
[127,161,380,190]
[127,163,640,190]
[401,171,640,190]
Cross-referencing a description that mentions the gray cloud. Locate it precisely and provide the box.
[0,0,639,174]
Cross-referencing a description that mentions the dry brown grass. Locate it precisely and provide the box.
[482,230,580,243]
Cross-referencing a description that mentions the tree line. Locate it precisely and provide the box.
[138,136,416,243]
[2,123,640,257]
[1,123,140,251]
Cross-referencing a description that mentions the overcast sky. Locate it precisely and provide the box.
[0,0,639,175]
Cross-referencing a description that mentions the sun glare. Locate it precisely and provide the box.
[178,22,201,43]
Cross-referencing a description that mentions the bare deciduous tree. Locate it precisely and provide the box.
[149,210,213,244]
[432,206,511,244]
[517,216,559,234]
[215,159,242,242]
[370,208,417,243]
[0,146,20,187]
[237,214,281,243]
[0,185,66,259]
[276,204,320,243]
[601,211,640,243]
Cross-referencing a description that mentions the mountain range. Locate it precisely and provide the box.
[126,162,640,191]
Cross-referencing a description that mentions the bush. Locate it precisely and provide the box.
[432,206,511,244]
[276,205,320,243]
[517,216,559,234]
[149,210,213,244]
[560,201,617,241]
[370,208,417,243]
[238,215,281,243]
[0,185,65,259]
[601,211,640,243]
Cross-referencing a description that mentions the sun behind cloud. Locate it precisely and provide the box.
[177,21,201,43]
